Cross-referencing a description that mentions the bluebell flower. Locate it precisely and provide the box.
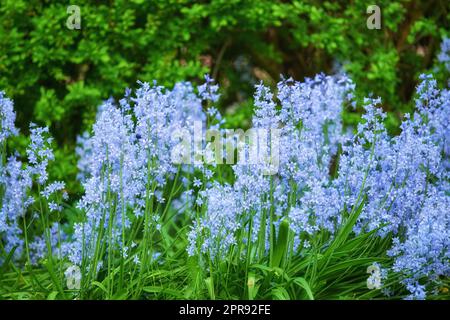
[26,124,54,185]
[193,177,202,188]
[29,222,66,265]
[0,156,32,260]
[0,91,19,143]
[41,181,65,199]
[438,37,450,72]
[198,74,220,102]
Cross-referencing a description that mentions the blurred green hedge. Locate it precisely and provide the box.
[1,0,448,192]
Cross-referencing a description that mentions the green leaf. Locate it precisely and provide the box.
[0,245,17,279]
[293,277,314,300]
[272,219,290,268]
[271,287,290,300]
[204,277,215,300]
[247,272,259,300]
[92,281,108,295]
[47,291,59,300]
[143,286,184,299]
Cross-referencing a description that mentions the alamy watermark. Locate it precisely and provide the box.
[66,5,81,30]
[170,121,280,175]
[64,5,381,31]
[366,5,381,30]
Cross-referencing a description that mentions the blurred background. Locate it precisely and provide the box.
[0,0,449,193]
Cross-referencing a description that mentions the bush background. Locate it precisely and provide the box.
[1,0,449,193]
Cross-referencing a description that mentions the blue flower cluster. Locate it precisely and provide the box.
[188,73,449,298]
[65,79,216,268]
[0,50,448,299]
[189,74,355,257]
[0,92,18,143]
[1,93,66,264]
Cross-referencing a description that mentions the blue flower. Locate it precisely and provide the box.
[438,37,450,72]
[0,91,19,143]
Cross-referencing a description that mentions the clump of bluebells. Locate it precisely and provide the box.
[188,73,449,299]
[188,74,356,259]
[64,78,219,284]
[0,92,66,267]
[0,65,448,299]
